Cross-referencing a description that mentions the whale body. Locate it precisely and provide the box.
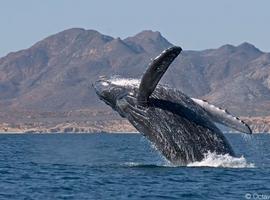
[93,46,252,165]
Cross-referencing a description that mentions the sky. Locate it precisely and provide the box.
[0,0,270,57]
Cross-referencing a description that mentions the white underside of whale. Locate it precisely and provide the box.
[191,98,251,134]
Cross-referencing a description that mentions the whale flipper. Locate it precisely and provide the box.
[192,98,252,134]
[137,46,182,106]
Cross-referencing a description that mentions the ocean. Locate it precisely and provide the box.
[0,133,269,200]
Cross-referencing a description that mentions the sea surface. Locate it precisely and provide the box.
[0,133,270,200]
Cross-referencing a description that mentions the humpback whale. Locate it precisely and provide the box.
[93,46,252,165]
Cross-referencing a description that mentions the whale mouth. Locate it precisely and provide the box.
[93,79,121,110]
[97,95,112,107]
[93,83,113,107]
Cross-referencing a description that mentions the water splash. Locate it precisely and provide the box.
[241,133,253,142]
[187,151,255,168]
[110,78,140,86]
[123,152,255,168]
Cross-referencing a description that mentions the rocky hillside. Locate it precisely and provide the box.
[0,28,270,132]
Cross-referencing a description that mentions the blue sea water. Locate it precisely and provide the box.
[0,133,270,200]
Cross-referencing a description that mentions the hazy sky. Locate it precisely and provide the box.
[1,0,269,57]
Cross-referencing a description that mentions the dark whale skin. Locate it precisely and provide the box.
[118,85,235,165]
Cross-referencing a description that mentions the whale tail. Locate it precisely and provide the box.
[137,46,182,106]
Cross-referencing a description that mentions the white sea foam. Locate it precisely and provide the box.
[187,151,255,168]
[124,162,141,167]
[123,152,255,168]
[110,78,140,86]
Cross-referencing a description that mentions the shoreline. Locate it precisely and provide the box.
[0,116,270,134]
[0,132,140,134]
[0,131,268,135]
[0,120,138,134]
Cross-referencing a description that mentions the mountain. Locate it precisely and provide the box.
[0,28,270,132]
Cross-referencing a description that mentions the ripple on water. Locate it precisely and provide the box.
[0,133,269,200]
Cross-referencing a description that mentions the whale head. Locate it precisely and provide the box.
[93,79,126,109]
[93,77,139,111]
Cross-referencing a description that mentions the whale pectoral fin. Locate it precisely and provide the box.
[137,46,182,106]
[192,98,252,134]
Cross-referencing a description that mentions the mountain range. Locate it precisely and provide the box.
[0,28,270,132]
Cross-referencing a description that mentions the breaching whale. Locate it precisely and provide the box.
[93,46,252,165]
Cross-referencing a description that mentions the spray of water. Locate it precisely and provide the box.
[187,151,255,168]
[110,78,140,86]
[241,133,253,142]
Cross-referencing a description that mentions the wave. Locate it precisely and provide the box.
[123,151,255,169]
[123,162,169,168]
[123,152,255,168]
[187,151,255,168]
